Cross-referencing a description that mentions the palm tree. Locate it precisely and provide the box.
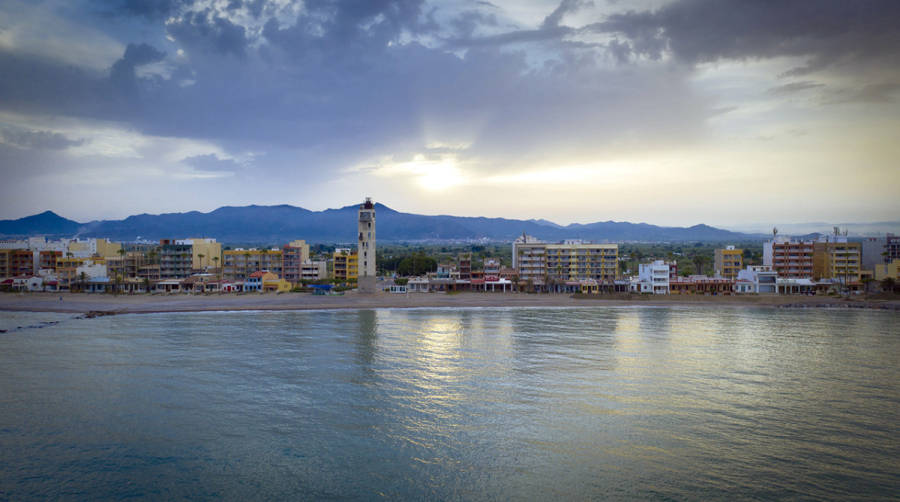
[212,256,220,279]
[78,271,87,293]
[198,253,205,272]
[243,251,252,279]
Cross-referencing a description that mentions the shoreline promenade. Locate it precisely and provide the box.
[1,292,898,315]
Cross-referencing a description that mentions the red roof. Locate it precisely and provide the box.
[249,271,267,278]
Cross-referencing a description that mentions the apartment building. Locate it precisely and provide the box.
[514,236,618,288]
[637,260,670,294]
[0,249,34,278]
[813,239,861,282]
[39,250,62,271]
[875,259,900,281]
[175,238,221,271]
[333,248,358,281]
[714,246,743,279]
[223,249,283,281]
[159,239,193,279]
[886,235,900,263]
[282,240,310,284]
[458,253,472,280]
[106,252,147,279]
[301,261,327,281]
[764,238,814,278]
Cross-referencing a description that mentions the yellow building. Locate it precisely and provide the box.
[813,240,861,282]
[67,238,121,258]
[714,246,743,279]
[180,238,222,270]
[263,277,292,293]
[874,259,900,281]
[333,248,358,280]
[95,239,122,258]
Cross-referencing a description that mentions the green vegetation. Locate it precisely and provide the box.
[618,242,764,276]
[376,243,512,276]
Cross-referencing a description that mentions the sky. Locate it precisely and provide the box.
[0,0,898,227]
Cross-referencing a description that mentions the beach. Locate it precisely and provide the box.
[1,291,898,314]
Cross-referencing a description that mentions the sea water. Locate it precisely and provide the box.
[1,307,898,499]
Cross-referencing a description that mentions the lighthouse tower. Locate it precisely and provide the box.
[357,197,376,293]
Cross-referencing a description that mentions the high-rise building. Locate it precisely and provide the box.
[282,240,310,285]
[333,248,358,281]
[175,238,221,271]
[223,249,283,281]
[357,198,376,293]
[714,246,743,279]
[514,237,618,290]
[159,239,193,279]
[813,238,861,283]
[764,238,814,279]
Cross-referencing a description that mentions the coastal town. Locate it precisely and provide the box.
[1,199,899,297]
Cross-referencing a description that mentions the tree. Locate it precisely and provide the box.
[881,277,897,294]
[198,253,205,271]
[78,271,87,293]
[397,253,436,276]
[212,256,220,279]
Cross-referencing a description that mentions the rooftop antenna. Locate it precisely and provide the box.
[772,227,778,238]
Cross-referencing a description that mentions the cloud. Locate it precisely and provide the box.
[166,9,248,56]
[822,82,900,105]
[0,125,86,150]
[596,0,900,76]
[766,81,824,96]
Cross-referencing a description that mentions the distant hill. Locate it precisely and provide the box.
[0,211,82,237]
[1,204,766,243]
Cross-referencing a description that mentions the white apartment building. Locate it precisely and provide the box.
[301,261,327,281]
[736,265,778,294]
[637,260,670,294]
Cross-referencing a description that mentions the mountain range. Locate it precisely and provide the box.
[0,204,768,243]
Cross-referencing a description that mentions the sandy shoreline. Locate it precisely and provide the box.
[1,291,898,315]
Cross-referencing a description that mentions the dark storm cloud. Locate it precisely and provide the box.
[0,126,85,150]
[596,0,900,74]
[0,0,716,169]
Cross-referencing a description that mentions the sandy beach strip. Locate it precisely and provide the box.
[1,292,898,315]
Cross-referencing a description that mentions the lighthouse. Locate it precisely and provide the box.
[357,197,376,293]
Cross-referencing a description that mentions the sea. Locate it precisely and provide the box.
[1,307,898,500]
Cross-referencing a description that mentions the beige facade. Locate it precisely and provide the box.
[874,259,900,281]
[177,238,222,270]
[714,246,743,280]
[515,239,618,287]
[223,249,283,281]
[813,241,861,282]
